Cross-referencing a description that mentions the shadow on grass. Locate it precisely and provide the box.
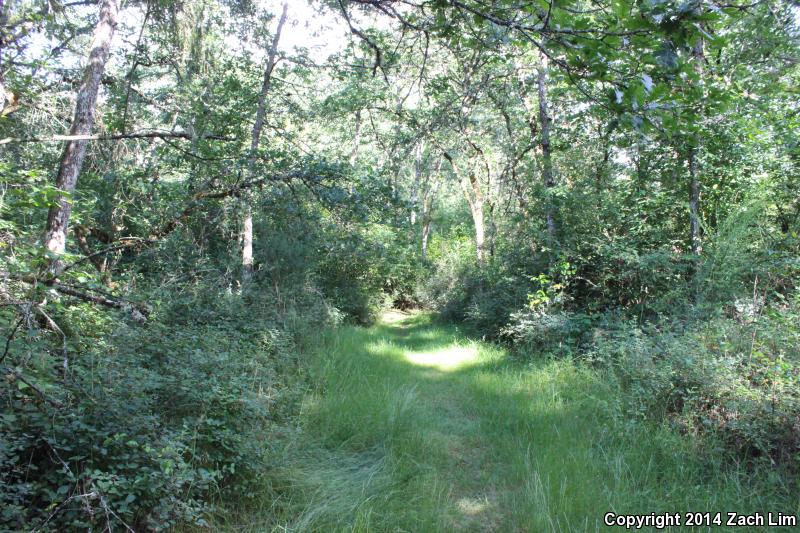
[238,311,799,533]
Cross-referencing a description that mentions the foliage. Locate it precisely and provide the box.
[1,0,799,526]
[588,293,800,468]
[0,283,324,531]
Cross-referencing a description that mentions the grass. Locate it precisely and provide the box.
[206,311,798,532]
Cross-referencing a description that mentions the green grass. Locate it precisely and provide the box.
[207,311,798,532]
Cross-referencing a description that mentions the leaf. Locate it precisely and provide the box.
[656,44,679,70]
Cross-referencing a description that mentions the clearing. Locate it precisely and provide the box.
[235,312,794,532]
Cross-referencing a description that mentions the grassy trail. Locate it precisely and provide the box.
[243,312,794,532]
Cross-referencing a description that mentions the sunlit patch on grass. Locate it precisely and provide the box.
[456,496,490,516]
[381,310,414,323]
[404,344,481,371]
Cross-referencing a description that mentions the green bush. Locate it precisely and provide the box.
[417,238,535,337]
[501,309,592,357]
[0,284,322,531]
[315,223,423,324]
[588,295,800,467]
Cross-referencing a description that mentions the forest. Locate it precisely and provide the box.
[1,0,799,530]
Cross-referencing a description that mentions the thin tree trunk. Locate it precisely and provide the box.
[688,148,702,256]
[120,4,150,134]
[420,160,442,261]
[595,122,609,200]
[410,141,424,226]
[444,153,485,266]
[242,2,288,283]
[43,0,119,273]
[464,170,485,265]
[487,198,496,258]
[421,216,432,260]
[688,36,705,259]
[350,109,361,166]
[537,59,556,243]
[242,211,254,278]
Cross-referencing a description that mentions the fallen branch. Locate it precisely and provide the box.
[63,236,155,274]
[2,366,64,408]
[0,316,24,365]
[13,275,150,320]
[34,306,69,377]
[151,170,305,238]
[50,284,148,320]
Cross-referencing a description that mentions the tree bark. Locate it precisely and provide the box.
[463,169,486,265]
[537,60,556,243]
[350,109,362,166]
[43,0,119,272]
[595,122,610,200]
[242,2,288,283]
[688,147,702,256]
[688,36,705,259]
[444,152,485,266]
[487,198,496,258]
[421,215,432,260]
[410,141,424,226]
[420,159,442,261]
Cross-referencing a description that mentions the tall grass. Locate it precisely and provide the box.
[204,312,797,531]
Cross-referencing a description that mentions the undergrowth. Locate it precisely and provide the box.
[0,282,329,531]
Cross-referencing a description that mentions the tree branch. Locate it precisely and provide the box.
[0,130,232,145]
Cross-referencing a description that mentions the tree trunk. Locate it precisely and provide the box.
[595,122,610,200]
[242,208,254,278]
[688,36,705,259]
[43,0,119,273]
[487,198,496,258]
[464,170,485,265]
[350,109,361,166]
[688,148,702,256]
[242,2,288,283]
[421,216,432,260]
[444,153,485,266]
[420,160,442,261]
[410,141,424,226]
[537,59,556,242]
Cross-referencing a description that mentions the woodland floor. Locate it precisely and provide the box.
[213,311,796,532]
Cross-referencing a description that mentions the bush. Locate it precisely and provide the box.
[315,223,422,324]
[417,238,537,338]
[501,309,592,357]
[0,283,323,531]
[588,294,800,468]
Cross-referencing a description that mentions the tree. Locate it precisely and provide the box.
[42,0,119,273]
[537,56,556,244]
[242,1,288,283]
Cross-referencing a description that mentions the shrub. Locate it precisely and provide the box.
[0,283,322,531]
[501,309,592,357]
[588,295,800,468]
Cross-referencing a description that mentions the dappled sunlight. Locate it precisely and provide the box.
[456,495,490,516]
[404,344,482,371]
[381,310,415,324]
